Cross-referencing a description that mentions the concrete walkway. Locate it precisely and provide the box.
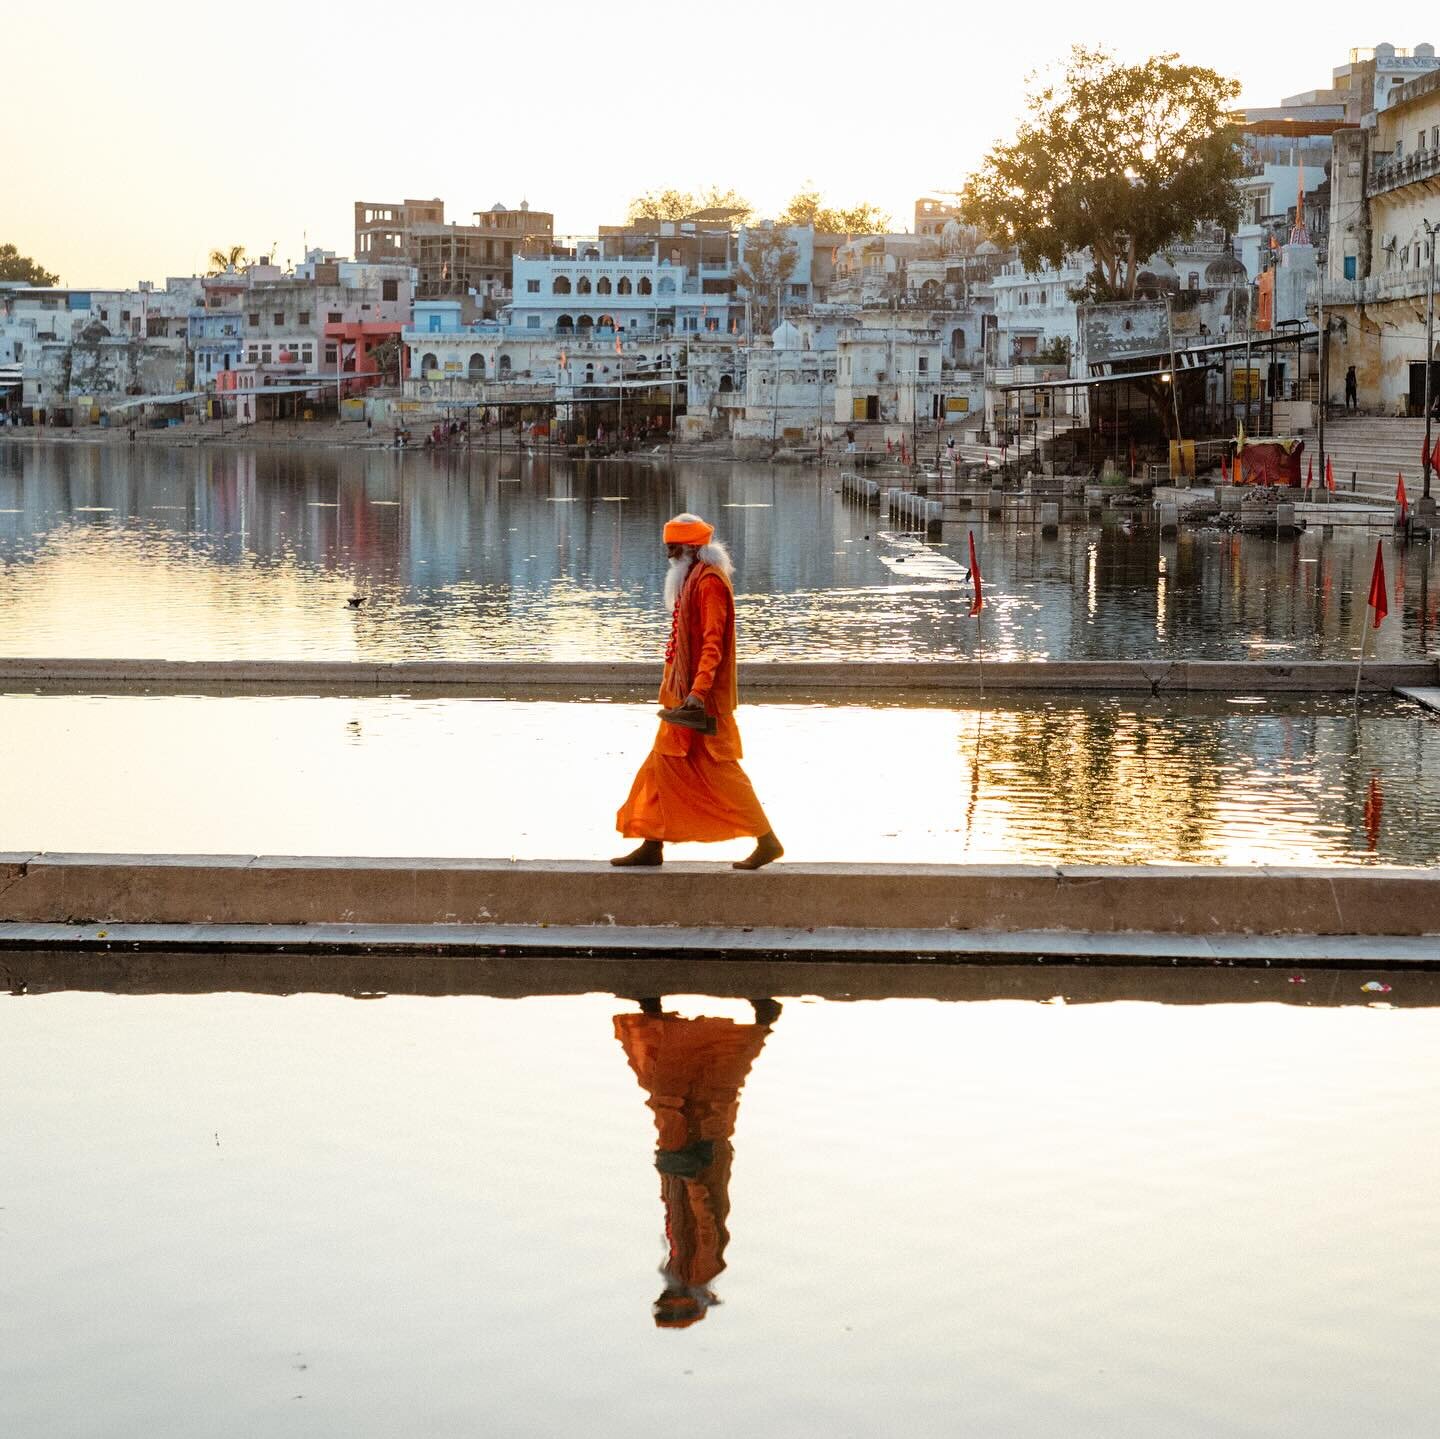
[2,657,1436,696]
[3,855,1437,947]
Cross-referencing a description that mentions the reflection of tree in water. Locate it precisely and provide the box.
[973,700,1230,863]
[613,996,780,1329]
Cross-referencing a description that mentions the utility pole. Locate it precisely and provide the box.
[1424,218,1437,501]
[1317,262,1326,490]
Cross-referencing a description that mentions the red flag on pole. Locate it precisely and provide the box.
[1367,540,1388,628]
[1432,434,1440,472]
[1325,455,1336,492]
[968,530,983,617]
[1397,471,1409,519]
[1220,455,1230,484]
[1306,455,1314,489]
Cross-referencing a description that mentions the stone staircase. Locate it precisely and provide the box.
[1311,415,1438,502]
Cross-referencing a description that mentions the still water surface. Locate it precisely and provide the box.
[4,442,1438,661]
[2,691,1436,865]
[2,984,1437,1438]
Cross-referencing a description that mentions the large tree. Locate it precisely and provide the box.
[626,187,753,224]
[960,47,1243,299]
[735,227,799,334]
[0,244,59,286]
[779,187,890,234]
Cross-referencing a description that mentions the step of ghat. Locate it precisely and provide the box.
[2,855,1438,938]
[1,658,1436,694]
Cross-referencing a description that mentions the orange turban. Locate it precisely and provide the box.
[663,516,714,546]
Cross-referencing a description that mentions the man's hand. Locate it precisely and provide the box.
[682,693,705,710]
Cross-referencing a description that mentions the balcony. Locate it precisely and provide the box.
[1369,144,1440,195]
[1317,270,1437,306]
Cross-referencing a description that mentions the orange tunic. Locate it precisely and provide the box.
[616,563,771,843]
[614,1011,774,1301]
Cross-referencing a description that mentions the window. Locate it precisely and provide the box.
[274,312,284,325]
[527,279,540,293]
[789,284,806,298]
[382,279,398,301]
[526,315,540,328]
[261,344,272,360]
[324,344,337,363]
[918,356,928,373]
[328,311,342,323]
[248,347,258,362]
[298,311,310,326]
[301,345,313,362]
[121,310,130,322]
[248,312,259,326]
[1421,132,1428,151]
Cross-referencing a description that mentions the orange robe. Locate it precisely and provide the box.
[614,1011,774,1306]
[616,562,770,843]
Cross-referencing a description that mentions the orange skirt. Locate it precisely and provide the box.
[617,746,770,843]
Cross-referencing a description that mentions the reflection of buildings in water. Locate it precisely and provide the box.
[614,996,779,1329]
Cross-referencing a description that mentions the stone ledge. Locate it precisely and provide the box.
[0,658,1435,695]
[2,856,1437,936]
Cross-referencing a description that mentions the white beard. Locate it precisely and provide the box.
[664,553,694,610]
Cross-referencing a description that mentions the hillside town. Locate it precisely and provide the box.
[2,38,1438,495]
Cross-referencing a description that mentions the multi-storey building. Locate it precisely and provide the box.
[507,237,736,336]
[354,196,553,306]
[1321,65,1440,413]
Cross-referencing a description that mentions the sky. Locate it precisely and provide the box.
[2,1,1414,289]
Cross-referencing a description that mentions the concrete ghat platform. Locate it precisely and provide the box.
[0,657,1436,695]
[2,856,1438,953]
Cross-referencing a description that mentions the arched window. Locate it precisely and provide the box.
[657,276,675,295]
[598,314,616,330]
[577,315,594,331]
[584,363,594,383]
[577,276,592,294]
[498,355,512,377]
[617,277,633,295]
[556,314,574,332]
[951,329,966,358]
[552,276,572,295]
[596,277,612,295]
[421,352,438,373]
[638,277,652,296]
[468,352,485,380]
[718,374,734,393]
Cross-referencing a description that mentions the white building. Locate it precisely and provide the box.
[990,254,1087,364]
[508,242,735,336]
[834,324,943,425]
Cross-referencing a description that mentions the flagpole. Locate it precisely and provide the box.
[1353,619,1368,704]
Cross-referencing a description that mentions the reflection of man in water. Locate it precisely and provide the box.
[614,996,781,1328]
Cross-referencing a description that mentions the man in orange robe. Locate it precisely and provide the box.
[613,513,782,870]
[614,996,781,1328]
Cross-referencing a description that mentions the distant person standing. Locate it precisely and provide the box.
[1345,366,1358,412]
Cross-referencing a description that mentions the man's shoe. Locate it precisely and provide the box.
[612,840,664,867]
[658,706,717,735]
[732,833,783,871]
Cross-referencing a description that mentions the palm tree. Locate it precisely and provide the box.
[207,245,249,275]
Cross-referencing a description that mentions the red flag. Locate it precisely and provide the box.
[1397,471,1408,518]
[1221,455,1230,484]
[1367,540,1388,628]
[1432,434,1440,472]
[968,530,983,617]
[1325,455,1336,492]
[1306,455,1314,489]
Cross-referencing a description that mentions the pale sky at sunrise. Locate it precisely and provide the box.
[3,1,1415,288]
